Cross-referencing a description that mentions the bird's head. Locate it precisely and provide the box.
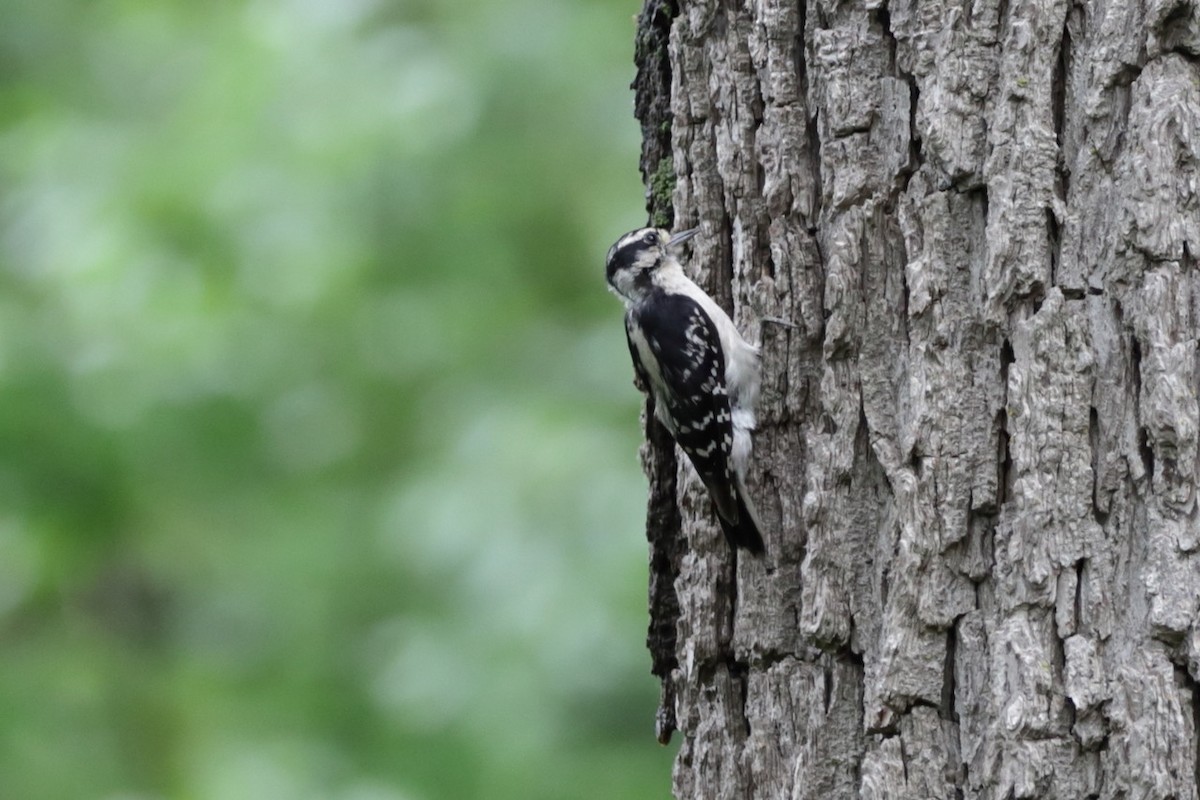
[605,226,699,303]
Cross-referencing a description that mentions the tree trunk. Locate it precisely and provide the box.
[632,0,1200,797]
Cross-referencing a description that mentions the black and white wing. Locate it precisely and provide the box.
[625,294,763,552]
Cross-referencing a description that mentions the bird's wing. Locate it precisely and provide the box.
[629,294,739,524]
[624,312,652,393]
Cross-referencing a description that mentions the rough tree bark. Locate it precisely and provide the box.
[631,0,1200,797]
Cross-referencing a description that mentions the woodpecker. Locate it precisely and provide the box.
[606,226,765,554]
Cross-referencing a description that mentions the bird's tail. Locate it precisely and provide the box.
[717,480,765,555]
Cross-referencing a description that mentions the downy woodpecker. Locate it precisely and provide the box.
[606,226,765,554]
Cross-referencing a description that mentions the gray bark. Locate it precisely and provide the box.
[631,0,1200,797]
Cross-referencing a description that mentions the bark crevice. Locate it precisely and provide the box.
[633,0,684,746]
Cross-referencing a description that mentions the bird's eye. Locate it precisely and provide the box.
[643,232,658,245]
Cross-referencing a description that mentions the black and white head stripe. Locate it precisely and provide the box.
[605,227,663,284]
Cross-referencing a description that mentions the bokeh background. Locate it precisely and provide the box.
[0,1,672,797]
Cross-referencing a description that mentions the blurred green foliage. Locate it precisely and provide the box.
[0,0,672,797]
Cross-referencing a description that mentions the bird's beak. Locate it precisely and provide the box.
[667,228,699,248]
